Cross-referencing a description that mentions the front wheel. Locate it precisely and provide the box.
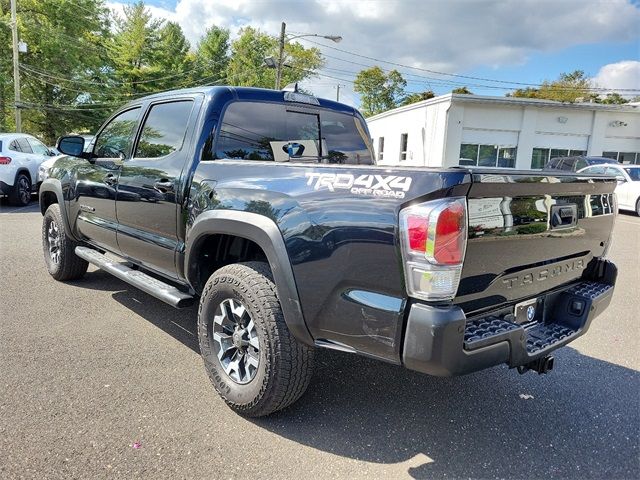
[198,262,314,417]
[636,198,640,217]
[42,204,88,281]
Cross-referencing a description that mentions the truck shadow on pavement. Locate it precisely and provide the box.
[74,270,639,479]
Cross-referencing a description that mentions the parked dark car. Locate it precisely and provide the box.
[543,155,619,172]
[39,86,618,417]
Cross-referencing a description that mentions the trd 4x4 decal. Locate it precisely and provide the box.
[305,172,412,199]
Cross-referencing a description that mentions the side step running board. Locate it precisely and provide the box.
[75,246,194,308]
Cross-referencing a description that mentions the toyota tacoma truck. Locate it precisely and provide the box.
[39,86,618,417]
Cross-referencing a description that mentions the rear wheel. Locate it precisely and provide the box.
[198,262,314,417]
[8,173,31,206]
[42,203,88,281]
[636,198,640,216]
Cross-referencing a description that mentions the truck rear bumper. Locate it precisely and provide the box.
[402,259,617,376]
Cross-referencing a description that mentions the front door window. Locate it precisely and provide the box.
[94,108,141,159]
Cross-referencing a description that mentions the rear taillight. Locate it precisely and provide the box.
[399,197,467,301]
[0,156,11,165]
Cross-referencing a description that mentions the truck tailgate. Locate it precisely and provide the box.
[456,171,616,314]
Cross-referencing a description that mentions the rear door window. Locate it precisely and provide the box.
[134,101,193,159]
[17,138,33,153]
[8,140,21,152]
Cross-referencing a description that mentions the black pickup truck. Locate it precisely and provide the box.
[39,86,618,417]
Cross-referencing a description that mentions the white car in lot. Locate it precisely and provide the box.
[0,133,55,206]
[578,163,640,216]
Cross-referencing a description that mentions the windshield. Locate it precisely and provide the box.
[624,168,640,181]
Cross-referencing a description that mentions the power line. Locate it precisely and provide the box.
[300,37,640,93]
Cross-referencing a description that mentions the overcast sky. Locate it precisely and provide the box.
[108,0,640,106]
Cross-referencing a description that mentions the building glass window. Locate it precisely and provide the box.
[549,148,569,159]
[498,147,516,168]
[459,144,478,166]
[531,148,589,169]
[478,145,498,167]
[601,152,640,164]
[459,143,516,168]
[619,152,638,164]
[378,137,384,161]
[399,133,408,161]
[531,148,549,169]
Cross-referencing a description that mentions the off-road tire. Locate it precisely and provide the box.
[42,203,88,281]
[198,261,314,417]
[9,173,31,206]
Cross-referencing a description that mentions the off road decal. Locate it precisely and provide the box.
[305,173,412,199]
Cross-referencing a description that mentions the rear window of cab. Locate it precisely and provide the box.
[208,101,373,165]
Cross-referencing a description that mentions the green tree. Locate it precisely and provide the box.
[452,86,473,94]
[110,1,165,95]
[401,90,435,106]
[194,26,230,85]
[509,70,594,103]
[1,0,113,143]
[154,21,192,89]
[353,66,406,117]
[226,27,324,89]
[599,92,629,105]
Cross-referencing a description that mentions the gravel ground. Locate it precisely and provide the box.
[1,200,638,479]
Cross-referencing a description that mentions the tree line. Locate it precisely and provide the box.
[0,0,323,143]
[0,0,635,142]
[353,67,636,118]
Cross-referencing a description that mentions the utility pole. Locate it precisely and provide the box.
[10,0,21,132]
[275,22,286,90]
[336,84,340,102]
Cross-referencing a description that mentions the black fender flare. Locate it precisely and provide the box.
[38,178,78,241]
[185,210,314,346]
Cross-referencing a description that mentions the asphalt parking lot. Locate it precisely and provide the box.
[1,199,638,479]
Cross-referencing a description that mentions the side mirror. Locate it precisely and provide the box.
[57,136,85,157]
[616,176,626,184]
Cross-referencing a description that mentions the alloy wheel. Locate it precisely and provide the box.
[212,298,260,384]
[47,219,61,264]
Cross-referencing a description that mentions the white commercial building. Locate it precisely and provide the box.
[366,94,640,169]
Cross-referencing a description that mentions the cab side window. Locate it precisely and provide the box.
[94,108,141,159]
[28,138,50,155]
[17,138,33,153]
[135,101,193,159]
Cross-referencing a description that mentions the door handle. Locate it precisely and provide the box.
[153,179,174,193]
[103,173,117,186]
